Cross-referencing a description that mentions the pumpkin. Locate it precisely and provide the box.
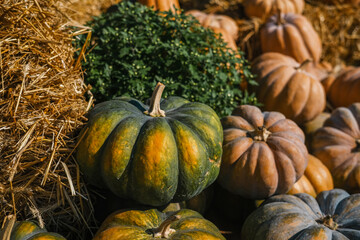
[252,52,326,124]
[218,104,308,199]
[287,154,334,197]
[185,10,238,40]
[76,83,223,206]
[3,221,66,240]
[243,0,304,21]
[260,13,322,63]
[93,208,225,239]
[302,112,331,151]
[138,0,180,13]
[241,189,360,239]
[324,66,360,108]
[312,103,360,193]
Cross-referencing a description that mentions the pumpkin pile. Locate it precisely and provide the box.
[1,0,360,239]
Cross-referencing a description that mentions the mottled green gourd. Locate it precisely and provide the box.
[93,209,225,240]
[7,221,66,240]
[76,83,223,206]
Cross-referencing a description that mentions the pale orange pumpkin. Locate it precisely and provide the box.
[312,103,360,193]
[138,0,180,13]
[260,13,322,63]
[287,154,334,197]
[325,66,360,108]
[243,0,304,20]
[219,104,308,199]
[185,10,239,39]
[252,52,326,124]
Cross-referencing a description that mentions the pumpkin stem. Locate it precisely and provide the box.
[316,215,338,230]
[152,214,181,238]
[248,126,271,142]
[296,59,313,70]
[144,82,166,117]
[276,8,284,25]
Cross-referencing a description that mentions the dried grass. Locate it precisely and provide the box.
[0,0,119,239]
[179,0,360,66]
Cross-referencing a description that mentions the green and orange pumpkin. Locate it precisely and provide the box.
[93,208,225,239]
[2,221,66,240]
[76,83,223,206]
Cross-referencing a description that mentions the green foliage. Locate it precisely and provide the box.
[76,0,257,117]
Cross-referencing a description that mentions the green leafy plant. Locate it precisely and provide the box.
[76,0,257,117]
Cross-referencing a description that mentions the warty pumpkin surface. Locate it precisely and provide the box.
[6,221,66,240]
[138,0,180,13]
[218,104,308,199]
[325,66,360,108]
[243,0,304,21]
[93,208,225,240]
[241,189,360,240]
[260,13,322,63]
[287,154,334,198]
[252,52,326,124]
[76,83,223,206]
[312,103,360,193]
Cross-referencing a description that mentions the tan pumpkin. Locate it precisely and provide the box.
[325,66,360,108]
[138,0,180,13]
[260,13,322,63]
[312,103,360,193]
[252,52,326,124]
[243,0,304,21]
[287,154,334,197]
[185,10,238,40]
[219,104,308,199]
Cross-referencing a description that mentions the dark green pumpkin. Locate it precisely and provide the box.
[241,189,360,239]
[7,221,66,240]
[93,208,225,240]
[76,83,223,206]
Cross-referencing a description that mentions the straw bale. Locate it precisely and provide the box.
[0,0,97,239]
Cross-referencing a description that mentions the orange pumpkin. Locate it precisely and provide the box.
[325,66,360,108]
[185,10,238,40]
[287,154,334,197]
[243,0,304,21]
[138,0,180,13]
[312,103,360,193]
[219,105,308,199]
[260,13,322,63]
[252,52,326,124]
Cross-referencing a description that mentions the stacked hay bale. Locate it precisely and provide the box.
[0,0,119,238]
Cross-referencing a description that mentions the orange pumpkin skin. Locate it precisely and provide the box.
[185,10,238,40]
[260,13,322,63]
[312,103,360,193]
[138,0,180,13]
[288,154,334,197]
[218,105,308,199]
[252,52,326,124]
[326,66,360,108]
[243,0,304,20]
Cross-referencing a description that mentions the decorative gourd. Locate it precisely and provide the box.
[287,154,334,197]
[138,0,180,13]
[76,83,223,206]
[3,221,66,240]
[260,13,322,63]
[243,0,304,21]
[312,103,360,193]
[325,66,360,108]
[185,10,238,40]
[93,209,225,240]
[241,189,360,239]
[252,52,326,124]
[218,104,308,199]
